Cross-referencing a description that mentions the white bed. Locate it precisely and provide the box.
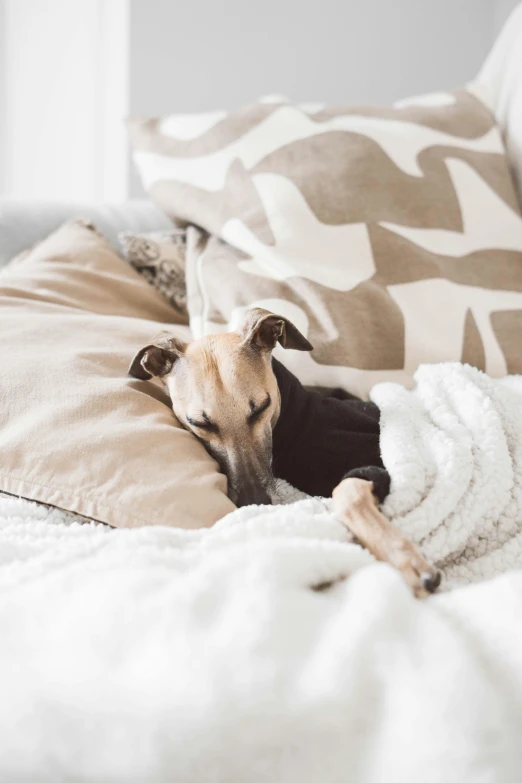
[1,5,522,782]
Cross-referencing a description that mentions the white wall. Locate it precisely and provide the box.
[0,0,5,195]
[494,0,521,33]
[127,0,512,195]
[0,0,129,201]
[0,0,519,201]
[129,0,492,112]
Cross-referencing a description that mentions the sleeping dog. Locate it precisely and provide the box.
[129,307,440,596]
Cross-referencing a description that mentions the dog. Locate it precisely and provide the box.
[129,307,440,597]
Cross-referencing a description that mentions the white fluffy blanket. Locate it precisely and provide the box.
[375,362,522,588]
[2,362,522,781]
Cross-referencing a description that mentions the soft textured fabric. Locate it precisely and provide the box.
[119,228,188,320]
[0,198,171,268]
[0,219,234,528]
[1,482,522,782]
[373,363,522,586]
[130,89,522,397]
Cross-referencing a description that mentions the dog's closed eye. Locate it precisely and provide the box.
[186,413,219,434]
[248,394,271,424]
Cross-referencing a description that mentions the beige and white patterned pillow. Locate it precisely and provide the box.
[119,229,188,322]
[130,90,522,396]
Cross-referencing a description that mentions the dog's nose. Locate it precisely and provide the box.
[421,571,442,593]
[236,486,272,507]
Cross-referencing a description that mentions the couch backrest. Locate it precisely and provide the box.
[474,2,522,208]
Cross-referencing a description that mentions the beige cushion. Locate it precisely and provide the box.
[130,90,522,396]
[0,220,234,528]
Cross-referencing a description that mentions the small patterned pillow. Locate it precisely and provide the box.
[119,230,188,321]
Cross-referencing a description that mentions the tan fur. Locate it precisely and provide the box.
[332,478,440,598]
[165,333,281,505]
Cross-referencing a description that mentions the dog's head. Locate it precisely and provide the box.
[129,308,312,506]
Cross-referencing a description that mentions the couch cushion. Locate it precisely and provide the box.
[0,220,234,527]
[130,90,522,396]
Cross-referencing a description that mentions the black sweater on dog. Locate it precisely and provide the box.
[271,359,390,503]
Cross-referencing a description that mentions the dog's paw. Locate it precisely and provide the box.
[382,533,441,598]
[341,466,391,505]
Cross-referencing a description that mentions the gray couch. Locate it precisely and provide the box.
[0,199,172,268]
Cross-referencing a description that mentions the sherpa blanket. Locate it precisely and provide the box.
[1,362,522,781]
[274,361,522,590]
[375,362,522,588]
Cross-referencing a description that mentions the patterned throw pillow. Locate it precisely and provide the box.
[130,91,522,396]
[119,230,188,322]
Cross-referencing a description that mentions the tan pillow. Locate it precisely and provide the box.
[0,220,234,528]
[118,228,188,321]
[130,90,522,396]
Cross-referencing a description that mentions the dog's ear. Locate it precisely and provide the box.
[128,335,186,380]
[240,308,313,352]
